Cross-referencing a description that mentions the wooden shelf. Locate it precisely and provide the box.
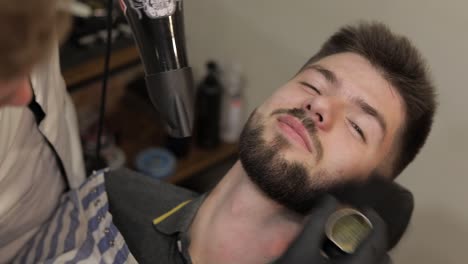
[62,45,141,91]
[105,92,237,184]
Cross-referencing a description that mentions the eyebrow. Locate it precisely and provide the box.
[353,96,387,139]
[305,64,339,85]
[306,64,387,139]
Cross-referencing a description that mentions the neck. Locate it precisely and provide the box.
[189,161,305,264]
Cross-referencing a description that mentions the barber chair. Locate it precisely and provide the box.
[332,180,414,250]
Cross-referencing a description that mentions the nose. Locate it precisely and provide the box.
[302,96,340,131]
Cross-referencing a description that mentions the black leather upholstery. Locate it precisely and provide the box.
[330,177,414,250]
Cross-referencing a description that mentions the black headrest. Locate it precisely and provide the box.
[330,178,414,250]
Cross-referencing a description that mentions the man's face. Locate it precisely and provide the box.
[0,76,33,107]
[239,52,404,213]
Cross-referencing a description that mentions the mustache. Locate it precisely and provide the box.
[271,108,323,162]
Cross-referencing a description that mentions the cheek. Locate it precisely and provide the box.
[319,130,371,180]
[258,86,307,113]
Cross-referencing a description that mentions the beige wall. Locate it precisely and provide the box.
[184,0,468,263]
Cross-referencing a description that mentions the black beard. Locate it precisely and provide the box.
[239,108,336,214]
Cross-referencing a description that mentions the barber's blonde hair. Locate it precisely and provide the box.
[0,0,71,80]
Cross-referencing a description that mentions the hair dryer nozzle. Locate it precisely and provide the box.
[145,67,194,138]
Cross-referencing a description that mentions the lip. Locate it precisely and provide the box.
[277,115,313,153]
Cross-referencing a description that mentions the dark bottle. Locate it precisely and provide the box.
[195,61,222,148]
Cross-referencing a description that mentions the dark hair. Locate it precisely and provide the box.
[301,22,437,177]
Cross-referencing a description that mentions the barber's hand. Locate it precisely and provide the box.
[273,195,390,264]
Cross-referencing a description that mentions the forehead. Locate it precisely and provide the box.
[299,52,405,144]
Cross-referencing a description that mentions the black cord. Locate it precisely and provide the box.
[96,0,114,164]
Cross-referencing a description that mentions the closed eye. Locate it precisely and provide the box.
[348,119,367,143]
[300,81,321,95]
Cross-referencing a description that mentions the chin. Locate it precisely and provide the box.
[271,134,315,163]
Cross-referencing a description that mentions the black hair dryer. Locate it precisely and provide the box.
[119,0,193,138]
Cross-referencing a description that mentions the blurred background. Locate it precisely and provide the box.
[61,0,467,263]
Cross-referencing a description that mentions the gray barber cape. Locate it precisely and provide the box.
[105,168,205,264]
